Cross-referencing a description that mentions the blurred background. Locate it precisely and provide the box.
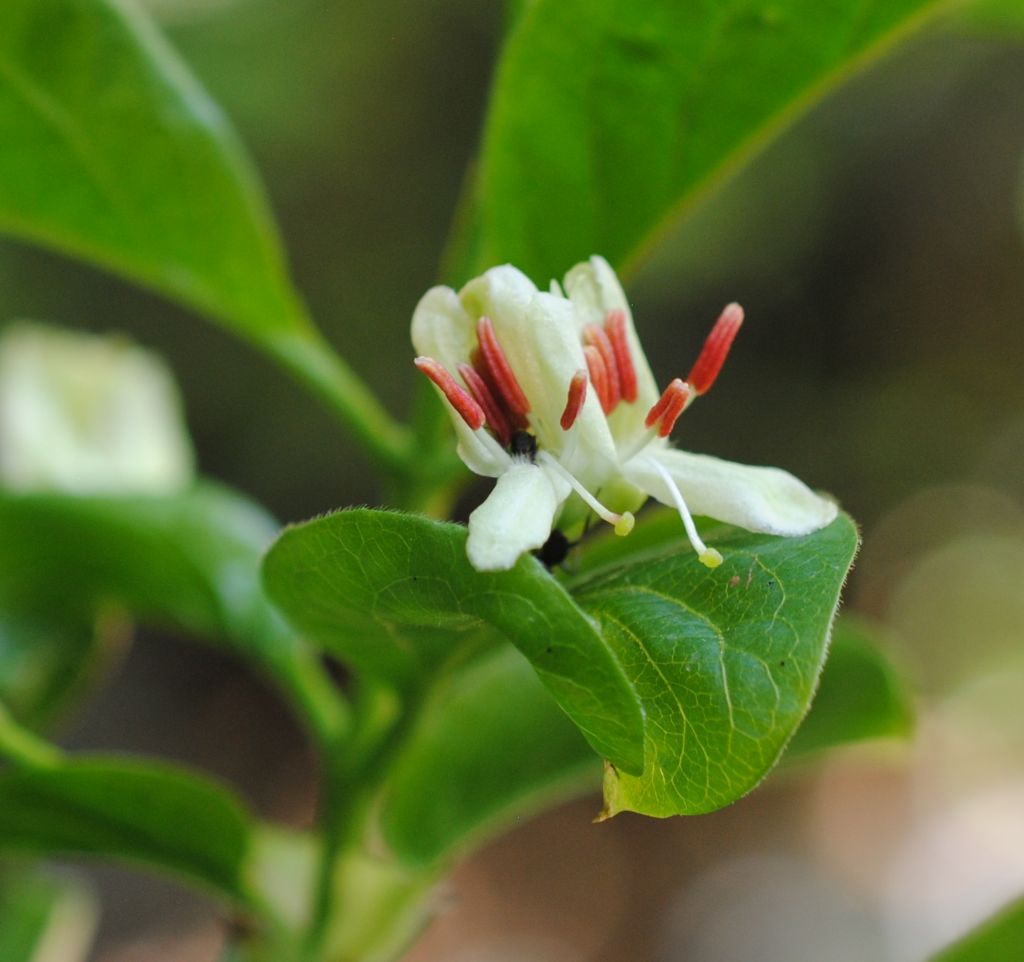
[1,0,1022,959]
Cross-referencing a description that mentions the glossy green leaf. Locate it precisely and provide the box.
[0,0,306,340]
[569,513,858,818]
[929,897,1024,962]
[0,870,96,962]
[0,756,261,908]
[379,644,598,866]
[262,508,644,775]
[573,511,905,764]
[464,0,953,283]
[788,616,914,755]
[0,482,344,740]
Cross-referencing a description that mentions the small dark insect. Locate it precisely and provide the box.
[536,528,571,569]
[509,430,537,460]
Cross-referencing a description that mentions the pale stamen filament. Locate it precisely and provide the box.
[537,451,634,536]
[646,456,723,568]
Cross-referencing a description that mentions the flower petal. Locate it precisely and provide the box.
[0,322,194,494]
[466,462,568,571]
[463,267,618,487]
[563,256,660,441]
[411,285,475,372]
[623,448,839,536]
[460,266,558,434]
[459,264,538,329]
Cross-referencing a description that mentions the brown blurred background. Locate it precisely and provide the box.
[1,1,1022,959]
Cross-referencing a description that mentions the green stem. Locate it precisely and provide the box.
[267,316,466,960]
[302,681,429,962]
[273,651,351,751]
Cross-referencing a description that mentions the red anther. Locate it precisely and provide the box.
[605,309,637,403]
[687,302,744,396]
[645,378,689,430]
[584,324,620,411]
[476,316,531,418]
[471,348,527,431]
[458,362,511,445]
[560,369,589,431]
[584,345,613,414]
[656,383,689,437]
[415,357,486,431]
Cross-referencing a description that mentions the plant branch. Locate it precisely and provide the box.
[301,679,429,962]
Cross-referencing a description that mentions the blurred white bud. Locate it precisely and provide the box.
[0,322,195,495]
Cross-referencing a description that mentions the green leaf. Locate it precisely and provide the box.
[262,508,645,775]
[569,513,859,818]
[788,616,914,756]
[929,897,1024,962]
[573,514,907,762]
[465,0,954,283]
[0,756,262,909]
[568,509,905,761]
[956,0,1024,34]
[0,0,305,340]
[0,608,112,729]
[0,482,346,741]
[0,481,294,663]
[0,869,96,962]
[379,643,598,866]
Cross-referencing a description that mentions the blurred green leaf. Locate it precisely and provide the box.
[569,514,858,818]
[379,643,598,866]
[0,609,115,730]
[262,508,645,775]
[463,0,954,283]
[788,617,914,755]
[0,0,306,340]
[0,482,345,740]
[0,869,96,962]
[0,756,263,909]
[956,0,1024,34]
[929,897,1024,962]
[0,481,294,662]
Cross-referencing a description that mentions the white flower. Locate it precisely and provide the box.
[0,322,194,495]
[412,256,837,572]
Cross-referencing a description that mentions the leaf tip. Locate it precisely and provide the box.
[596,760,625,822]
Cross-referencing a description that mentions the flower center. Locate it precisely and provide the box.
[414,300,745,561]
